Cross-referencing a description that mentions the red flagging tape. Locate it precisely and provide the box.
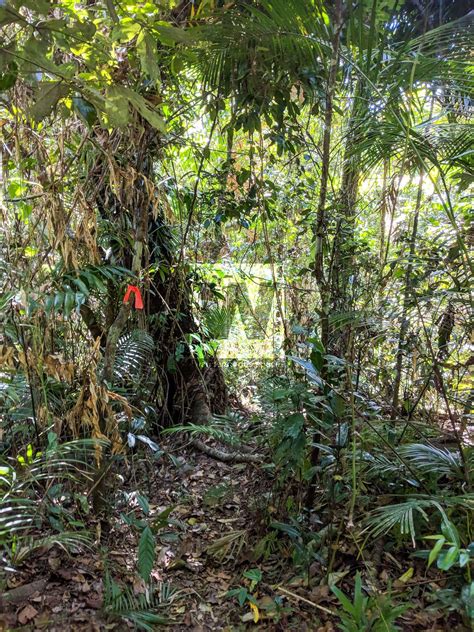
[123,284,144,309]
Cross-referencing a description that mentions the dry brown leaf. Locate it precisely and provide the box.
[17,604,38,625]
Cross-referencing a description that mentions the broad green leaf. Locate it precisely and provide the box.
[0,7,22,27]
[30,81,69,122]
[152,22,192,46]
[72,96,97,126]
[428,536,445,567]
[441,518,460,547]
[138,526,155,582]
[137,31,160,81]
[437,545,459,571]
[15,0,50,12]
[285,412,305,439]
[119,87,166,132]
[104,85,129,128]
[22,38,63,76]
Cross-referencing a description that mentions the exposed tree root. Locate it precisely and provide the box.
[191,437,263,463]
[189,390,263,463]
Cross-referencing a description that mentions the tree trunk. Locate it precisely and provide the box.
[329,82,362,360]
[391,172,424,418]
[307,0,342,508]
[83,123,227,433]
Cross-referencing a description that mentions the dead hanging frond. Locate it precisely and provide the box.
[43,353,75,384]
[65,339,123,458]
[75,191,100,265]
[0,344,16,369]
[43,195,79,271]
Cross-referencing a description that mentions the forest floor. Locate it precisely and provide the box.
[0,437,470,631]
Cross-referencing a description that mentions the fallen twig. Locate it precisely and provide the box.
[275,586,335,616]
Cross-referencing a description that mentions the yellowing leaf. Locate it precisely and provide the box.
[398,567,414,583]
[249,602,259,623]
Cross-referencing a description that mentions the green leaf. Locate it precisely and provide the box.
[104,85,129,128]
[285,412,305,439]
[152,22,191,46]
[72,96,97,126]
[243,568,262,591]
[30,81,69,122]
[459,550,470,568]
[137,32,160,81]
[63,291,75,318]
[72,276,90,296]
[22,37,63,76]
[19,0,50,12]
[441,518,460,547]
[0,7,23,27]
[138,526,155,582]
[437,545,459,571]
[226,587,249,607]
[461,582,474,620]
[331,584,356,617]
[427,536,445,567]
[0,61,17,90]
[119,87,166,132]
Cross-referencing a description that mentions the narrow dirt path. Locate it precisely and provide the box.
[0,441,325,631]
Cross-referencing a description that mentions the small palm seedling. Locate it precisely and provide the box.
[103,573,175,631]
[331,572,409,632]
[0,434,104,570]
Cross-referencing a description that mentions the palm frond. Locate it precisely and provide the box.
[104,574,173,631]
[365,495,474,545]
[365,499,431,545]
[0,438,104,567]
[400,443,464,479]
[114,329,155,382]
[13,531,93,564]
[202,305,233,339]
[164,417,243,448]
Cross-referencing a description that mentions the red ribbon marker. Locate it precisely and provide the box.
[123,285,144,309]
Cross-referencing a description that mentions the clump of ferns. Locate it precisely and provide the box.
[0,436,106,570]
